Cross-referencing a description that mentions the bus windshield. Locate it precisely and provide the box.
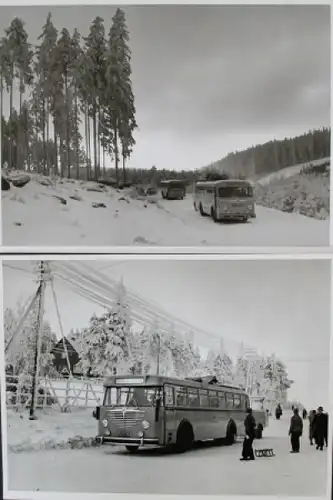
[218,186,253,198]
[103,386,161,407]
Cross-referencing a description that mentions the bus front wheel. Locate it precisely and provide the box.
[199,203,206,217]
[126,445,139,453]
[176,421,194,453]
[211,207,218,222]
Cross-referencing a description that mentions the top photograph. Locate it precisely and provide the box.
[0,4,330,249]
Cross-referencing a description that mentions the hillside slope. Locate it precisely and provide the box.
[2,172,329,247]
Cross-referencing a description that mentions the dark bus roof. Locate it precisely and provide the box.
[103,374,246,394]
[195,179,252,188]
[160,179,185,184]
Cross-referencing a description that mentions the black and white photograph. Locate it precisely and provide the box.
[2,257,330,497]
[0,4,330,248]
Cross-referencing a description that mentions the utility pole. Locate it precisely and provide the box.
[156,333,161,376]
[29,261,46,420]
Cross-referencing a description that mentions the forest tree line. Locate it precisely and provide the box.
[203,128,331,179]
[0,11,136,186]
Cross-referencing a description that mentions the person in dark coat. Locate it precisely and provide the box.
[313,406,326,450]
[275,404,282,420]
[240,408,256,461]
[309,410,316,445]
[324,412,329,447]
[289,407,303,453]
[302,408,308,420]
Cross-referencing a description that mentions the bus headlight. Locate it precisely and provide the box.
[138,431,144,438]
[102,419,108,428]
[142,420,150,430]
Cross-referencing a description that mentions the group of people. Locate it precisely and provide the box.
[240,404,329,461]
[286,405,328,453]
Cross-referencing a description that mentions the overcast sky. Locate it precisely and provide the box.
[0,4,330,171]
[2,258,331,409]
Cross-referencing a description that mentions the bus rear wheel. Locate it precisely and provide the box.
[176,421,194,453]
[126,445,139,453]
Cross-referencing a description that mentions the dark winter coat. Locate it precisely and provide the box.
[289,414,303,435]
[244,413,256,439]
[309,412,316,438]
[313,413,327,439]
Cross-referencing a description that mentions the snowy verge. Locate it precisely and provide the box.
[6,407,99,453]
[255,170,330,220]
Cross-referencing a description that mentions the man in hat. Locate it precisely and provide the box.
[240,407,256,461]
[313,406,326,451]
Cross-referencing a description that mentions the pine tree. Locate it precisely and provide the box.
[79,280,134,376]
[105,8,137,187]
[35,13,58,175]
[84,17,106,182]
[4,301,56,376]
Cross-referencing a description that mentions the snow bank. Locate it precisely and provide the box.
[6,407,98,453]
[257,157,330,186]
[255,168,330,220]
[2,171,329,246]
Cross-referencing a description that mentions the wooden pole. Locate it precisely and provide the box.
[29,261,46,420]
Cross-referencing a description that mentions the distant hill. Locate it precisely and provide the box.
[201,128,330,179]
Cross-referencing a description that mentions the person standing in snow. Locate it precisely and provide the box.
[309,410,316,446]
[240,408,256,461]
[324,412,329,447]
[302,408,308,420]
[289,407,303,453]
[275,404,282,420]
[313,406,326,451]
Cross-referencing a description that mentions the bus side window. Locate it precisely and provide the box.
[226,393,234,409]
[209,391,219,408]
[234,394,241,409]
[219,391,226,409]
[175,387,187,406]
[187,388,200,407]
[164,386,174,407]
[199,389,209,407]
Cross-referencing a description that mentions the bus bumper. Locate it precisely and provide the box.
[97,436,160,446]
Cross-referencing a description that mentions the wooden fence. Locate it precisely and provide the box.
[6,375,104,411]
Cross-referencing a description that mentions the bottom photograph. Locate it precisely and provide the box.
[2,257,331,498]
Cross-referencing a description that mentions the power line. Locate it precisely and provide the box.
[3,263,35,276]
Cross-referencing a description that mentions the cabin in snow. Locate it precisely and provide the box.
[51,337,81,377]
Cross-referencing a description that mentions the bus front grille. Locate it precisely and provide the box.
[106,410,144,428]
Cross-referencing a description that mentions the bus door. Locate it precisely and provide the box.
[163,385,178,445]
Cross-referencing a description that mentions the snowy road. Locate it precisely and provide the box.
[2,178,329,247]
[7,414,328,496]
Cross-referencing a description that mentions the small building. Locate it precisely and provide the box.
[51,337,80,377]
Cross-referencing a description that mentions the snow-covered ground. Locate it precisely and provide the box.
[7,407,97,452]
[2,174,329,246]
[6,411,328,496]
[257,157,330,186]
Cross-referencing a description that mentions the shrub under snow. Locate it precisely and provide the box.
[255,168,330,220]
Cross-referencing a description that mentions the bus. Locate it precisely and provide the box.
[160,180,186,200]
[193,179,256,222]
[92,374,267,453]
